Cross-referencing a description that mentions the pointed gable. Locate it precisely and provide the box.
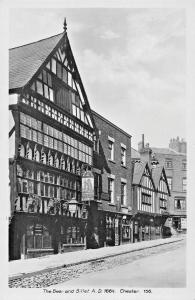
[9,26,96,131]
[132,161,146,185]
[133,161,155,190]
[152,166,170,195]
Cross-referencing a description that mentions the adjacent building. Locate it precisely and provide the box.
[92,111,133,247]
[131,137,170,241]
[151,137,187,232]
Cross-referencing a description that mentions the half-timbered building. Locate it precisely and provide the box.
[9,20,97,260]
[132,161,158,242]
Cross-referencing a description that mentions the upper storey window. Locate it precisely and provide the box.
[108,136,115,161]
[182,160,187,170]
[121,143,126,167]
[31,70,54,102]
[165,159,173,169]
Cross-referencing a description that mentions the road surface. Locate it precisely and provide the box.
[52,239,186,288]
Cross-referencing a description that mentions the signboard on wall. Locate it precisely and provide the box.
[82,170,94,201]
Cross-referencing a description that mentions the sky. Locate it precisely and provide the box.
[9,8,186,149]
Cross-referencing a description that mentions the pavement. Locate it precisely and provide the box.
[9,235,185,280]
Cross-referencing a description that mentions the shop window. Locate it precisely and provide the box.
[122,224,131,240]
[65,225,82,244]
[26,224,52,249]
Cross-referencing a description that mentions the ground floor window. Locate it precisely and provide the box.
[26,224,52,249]
[122,224,131,240]
[61,224,84,244]
[106,216,115,243]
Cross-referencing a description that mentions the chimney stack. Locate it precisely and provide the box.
[138,134,152,168]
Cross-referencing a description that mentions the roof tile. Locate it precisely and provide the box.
[9,33,63,90]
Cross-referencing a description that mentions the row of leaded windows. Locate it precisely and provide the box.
[21,94,93,140]
[17,165,81,201]
[17,179,77,200]
[20,112,92,165]
[19,143,86,174]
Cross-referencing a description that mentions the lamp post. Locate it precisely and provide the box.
[68,199,78,217]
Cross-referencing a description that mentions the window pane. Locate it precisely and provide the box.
[44,84,49,99]
[43,70,47,84]
[57,62,62,79]
[36,81,43,95]
[51,58,56,74]
[47,73,52,87]
[62,67,68,83]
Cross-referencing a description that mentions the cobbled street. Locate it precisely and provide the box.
[9,239,185,288]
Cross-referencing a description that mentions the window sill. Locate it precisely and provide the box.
[121,165,127,169]
[121,205,128,209]
[108,159,116,164]
[108,203,116,206]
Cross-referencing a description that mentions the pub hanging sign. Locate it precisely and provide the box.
[82,170,94,202]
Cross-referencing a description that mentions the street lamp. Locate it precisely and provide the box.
[68,199,79,217]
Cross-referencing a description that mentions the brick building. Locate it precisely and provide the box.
[131,136,170,241]
[92,111,133,246]
[151,137,187,232]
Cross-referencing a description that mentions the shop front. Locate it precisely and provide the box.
[9,209,87,260]
[132,213,165,242]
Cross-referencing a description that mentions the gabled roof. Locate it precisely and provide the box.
[132,161,156,190]
[152,166,171,195]
[152,166,163,188]
[9,30,97,131]
[132,161,147,185]
[9,33,63,90]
